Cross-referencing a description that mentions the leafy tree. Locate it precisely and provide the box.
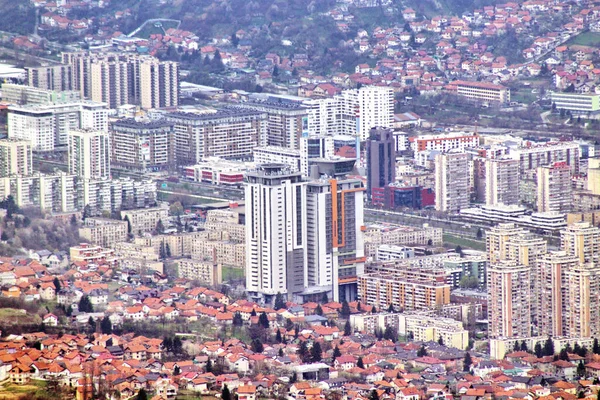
[53,277,61,292]
[417,345,428,357]
[534,342,543,358]
[297,341,310,363]
[0,231,7,241]
[344,321,352,336]
[100,316,112,334]
[520,341,528,352]
[274,292,286,310]
[333,345,341,359]
[311,342,322,362]
[594,338,600,354]
[137,388,148,400]
[231,32,239,47]
[275,330,282,343]
[357,356,364,369]
[206,359,212,373]
[155,219,165,234]
[464,352,472,372]
[221,384,231,400]
[79,295,94,313]
[577,360,585,378]
[476,228,483,239]
[438,336,444,346]
[383,326,397,342]
[315,304,323,316]
[455,245,463,256]
[82,204,92,221]
[251,338,264,353]
[88,316,96,332]
[321,293,328,303]
[369,389,380,400]
[233,312,243,326]
[163,336,173,352]
[250,309,257,317]
[388,304,394,313]
[124,215,132,234]
[340,301,351,318]
[544,337,555,356]
[165,243,171,258]
[259,312,270,329]
[70,214,78,227]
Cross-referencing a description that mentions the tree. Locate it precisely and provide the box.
[344,321,352,336]
[534,342,543,358]
[100,316,112,334]
[438,335,444,346]
[357,356,364,369]
[311,342,322,362]
[578,360,585,378]
[340,301,351,318]
[53,277,61,292]
[463,352,472,372]
[520,341,528,352]
[357,302,362,312]
[250,309,257,317]
[321,293,328,303]
[278,348,284,357]
[206,359,212,373]
[383,326,397,342]
[544,337,555,356]
[388,304,395,313]
[137,388,148,400]
[70,214,78,227]
[315,304,323,316]
[275,330,282,343]
[455,245,463,256]
[297,341,310,363]
[272,65,279,77]
[290,372,297,383]
[173,337,183,354]
[369,389,380,400]
[476,228,483,239]
[259,312,270,329]
[124,215,132,234]
[231,32,239,47]
[221,384,231,400]
[371,305,377,313]
[159,242,166,260]
[417,345,427,357]
[333,345,341,359]
[155,219,165,234]
[514,341,520,352]
[169,201,184,216]
[79,295,93,313]
[88,316,96,332]
[165,243,171,258]
[251,338,264,353]
[173,365,181,376]
[0,231,8,241]
[82,204,92,221]
[274,292,286,310]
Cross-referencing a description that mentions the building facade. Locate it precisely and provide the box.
[0,139,32,177]
[484,158,520,206]
[537,162,572,213]
[434,151,469,213]
[68,129,111,180]
[366,128,396,202]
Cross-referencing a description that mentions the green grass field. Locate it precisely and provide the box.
[567,31,600,47]
[222,266,244,282]
[443,234,486,251]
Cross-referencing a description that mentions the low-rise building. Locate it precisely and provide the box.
[79,218,128,248]
[174,258,222,285]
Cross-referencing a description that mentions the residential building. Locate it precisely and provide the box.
[26,64,74,91]
[0,139,32,177]
[509,141,580,175]
[488,260,532,338]
[366,128,396,202]
[110,119,175,171]
[139,58,179,109]
[376,245,415,261]
[7,101,108,151]
[175,258,222,286]
[355,86,395,141]
[183,158,253,186]
[253,146,301,172]
[68,129,111,180]
[120,205,169,235]
[561,222,600,264]
[1,83,80,105]
[537,162,572,213]
[410,132,479,155]
[0,172,77,213]
[364,223,443,256]
[453,80,510,103]
[299,136,335,176]
[434,151,469,213]
[588,158,600,195]
[550,92,600,116]
[165,108,267,164]
[78,218,128,248]
[235,101,308,149]
[245,164,307,303]
[305,159,365,302]
[486,223,529,265]
[484,158,520,206]
[564,262,600,338]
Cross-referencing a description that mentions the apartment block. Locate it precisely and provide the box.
[484,158,520,206]
[537,162,572,213]
[564,262,600,338]
[236,101,308,149]
[453,80,510,103]
[550,92,600,116]
[253,146,301,172]
[183,158,250,186]
[245,164,307,303]
[561,222,600,264]
[509,141,580,174]
[366,128,396,202]
[79,217,128,248]
[165,108,267,164]
[299,136,335,176]
[80,178,157,213]
[26,64,74,91]
[435,151,469,213]
[0,139,32,177]
[110,119,175,171]
[488,260,531,338]
[175,258,222,286]
[1,83,80,105]
[7,101,108,151]
[68,129,111,180]
[410,131,479,154]
[120,205,169,235]
[139,58,179,109]
[357,264,451,312]
[0,172,77,213]
[364,224,443,257]
[203,209,245,242]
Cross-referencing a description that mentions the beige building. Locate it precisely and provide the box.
[484,158,520,206]
[0,139,32,177]
[364,223,442,256]
[175,258,222,286]
[561,222,600,264]
[114,242,163,274]
[537,162,572,213]
[453,80,510,103]
[120,206,169,235]
[488,260,531,339]
[588,158,600,195]
[564,262,600,338]
[1,83,80,105]
[434,151,470,213]
[68,129,111,180]
[26,64,74,91]
[139,59,179,109]
[486,223,528,265]
[79,218,128,248]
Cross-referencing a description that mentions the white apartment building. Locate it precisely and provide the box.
[435,151,470,213]
[68,129,110,180]
[0,139,32,177]
[484,158,520,206]
[245,164,307,303]
[253,146,301,172]
[376,245,415,261]
[7,101,108,151]
[120,205,169,235]
[509,141,580,174]
[300,136,334,176]
[537,162,572,213]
